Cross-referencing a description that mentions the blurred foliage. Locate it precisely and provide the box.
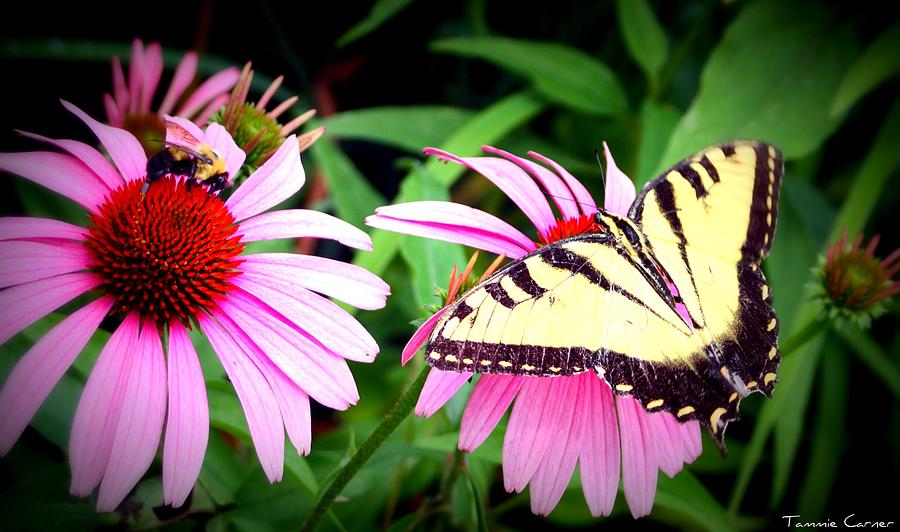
[1,0,900,530]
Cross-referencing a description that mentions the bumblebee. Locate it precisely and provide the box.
[142,143,229,195]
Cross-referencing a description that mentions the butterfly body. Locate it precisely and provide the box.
[423,141,783,447]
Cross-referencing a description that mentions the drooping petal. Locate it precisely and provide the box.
[163,321,209,508]
[97,323,168,512]
[459,374,524,452]
[200,314,284,483]
[528,151,597,216]
[530,375,587,516]
[159,52,198,116]
[69,313,140,497]
[602,142,637,217]
[483,146,580,219]
[0,217,87,242]
[647,412,683,478]
[0,241,91,289]
[579,375,620,517]
[127,39,145,115]
[239,209,372,251]
[0,273,100,346]
[226,136,303,222]
[140,42,164,114]
[177,67,241,120]
[617,396,659,518]
[367,201,534,259]
[414,368,472,418]
[204,122,246,178]
[110,56,129,123]
[194,95,229,128]
[217,291,358,409]
[264,365,312,456]
[104,94,123,130]
[657,414,702,476]
[425,148,556,235]
[502,378,566,493]
[0,297,112,455]
[16,130,122,190]
[0,151,109,211]
[240,253,389,311]
[401,307,446,366]
[62,100,147,182]
[233,273,379,363]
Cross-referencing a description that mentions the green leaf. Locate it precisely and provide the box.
[797,343,847,518]
[285,448,320,495]
[826,95,900,242]
[397,167,466,309]
[310,136,386,230]
[655,471,736,532]
[323,107,474,153]
[354,90,546,280]
[431,37,627,116]
[462,458,490,532]
[207,380,252,440]
[635,100,681,187]
[199,431,248,506]
[831,22,900,116]
[657,0,857,171]
[839,328,900,399]
[616,0,668,80]
[337,0,417,47]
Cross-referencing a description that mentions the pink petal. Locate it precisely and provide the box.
[0,217,86,242]
[17,130,122,190]
[69,313,140,497]
[233,273,379,363]
[128,39,145,115]
[502,378,566,493]
[162,321,209,508]
[483,146,579,220]
[204,123,246,179]
[366,201,534,259]
[217,291,358,409]
[265,365,312,455]
[401,307,446,366]
[62,100,147,183]
[110,56,129,122]
[617,396,659,518]
[97,323,168,512]
[240,253,389,311]
[530,376,587,516]
[0,151,109,211]
[200,314,284,482]
[648,412,683,478]
[0,272,100,346]
[239,209,372,251]
[177,67,241,120]
[0,241,91,289]
[104,94,123,129]
[226,136,304,222]
[194,94,229,127]
[528,151,597,216]
[658,414,702,475]
[0,296,112,455]
[579,375,620,517]
[425,148,556,235]
[140,42,163,114]
[159,52,199,116]
[602,142,636,217]
[257,75,284,110]
[459,374,524,451]
[414,368,472,418]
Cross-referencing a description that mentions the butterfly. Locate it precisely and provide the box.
[423,141,783,447]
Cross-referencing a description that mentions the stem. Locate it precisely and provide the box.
[300,366,430,532]
[780,315,825,357]
[838,328,900,399]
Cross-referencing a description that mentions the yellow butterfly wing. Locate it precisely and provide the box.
[424,141,783,446]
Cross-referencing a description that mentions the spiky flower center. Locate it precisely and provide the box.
[538,213,601,246]
[826,250,888,311]
[122,113,166,156]
[211,103,282,172]
[85,176,244,326]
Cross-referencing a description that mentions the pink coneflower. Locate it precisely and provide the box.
[0,103,389,511]
[366,145,702,517]
[104,39,240,152]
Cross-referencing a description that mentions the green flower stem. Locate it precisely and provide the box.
[300,366,430,532]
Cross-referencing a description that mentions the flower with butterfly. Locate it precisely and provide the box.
[0,102,389,511]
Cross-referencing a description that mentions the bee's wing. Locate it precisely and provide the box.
[163,119,213,164]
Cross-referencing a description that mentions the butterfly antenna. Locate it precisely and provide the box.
[594,147,607,189]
